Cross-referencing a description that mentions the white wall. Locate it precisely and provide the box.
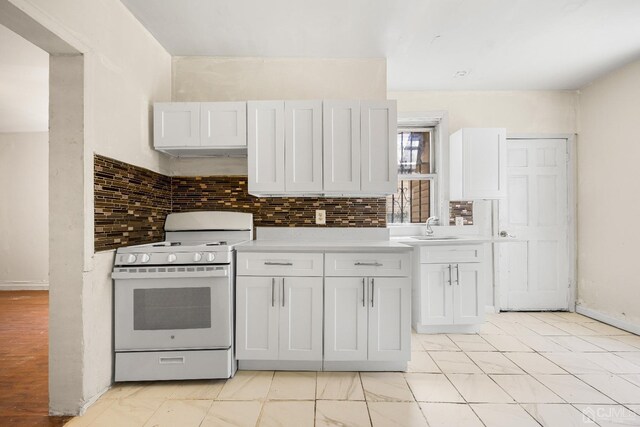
[0,132,48,288]
[0,24,48,132]
[169,57,386,176]
[576,58,640,328]
[389,90,577,134]
[6,0,172,415]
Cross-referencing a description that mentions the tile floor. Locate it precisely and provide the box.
[67,312,640,426]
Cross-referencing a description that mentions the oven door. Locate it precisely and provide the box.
[113,265,231,352]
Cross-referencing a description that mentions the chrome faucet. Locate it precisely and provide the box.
[425,216,438,235]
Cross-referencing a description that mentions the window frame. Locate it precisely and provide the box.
[388,112,449,228]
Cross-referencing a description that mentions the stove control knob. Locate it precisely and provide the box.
[140,254,151,263]
[193,253,203,262]
[167,253,177,263]
[126,254,137,264]
[206,253,216,262]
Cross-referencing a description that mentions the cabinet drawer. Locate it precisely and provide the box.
[325,253,410,277]
[237,252,323,276]
[115,349,232,381]
[420,245,484,264]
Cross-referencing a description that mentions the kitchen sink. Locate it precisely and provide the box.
[411,235,459,240]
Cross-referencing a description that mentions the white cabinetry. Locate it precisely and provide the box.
[450,128,506,200]
[360,101,397,194]
[413,244,485,333]
[324,253,411,365]
[154,102,247,156]
[323,101,361,192]
[236,253,323,363]
[249,99,397,196]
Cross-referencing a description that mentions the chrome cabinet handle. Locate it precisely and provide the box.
[282,278,285,307]
[371,278,375,307]
[271,277,275,307]
[354,262,383,267]
[362,278,366,307]
[264,261,293,266]
[455,264,460,285]
[448,265,452,286]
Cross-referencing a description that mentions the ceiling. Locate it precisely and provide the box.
[121,0,640,91]
[0,24,48,133]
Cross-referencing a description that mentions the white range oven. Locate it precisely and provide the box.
[111,211,252,382]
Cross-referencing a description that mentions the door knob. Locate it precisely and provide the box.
[499,231,515,238]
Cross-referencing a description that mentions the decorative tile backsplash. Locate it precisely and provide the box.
[94,156,386,251]
[449,201,474,225]
[94,155,171,251]
[171,176,386,228]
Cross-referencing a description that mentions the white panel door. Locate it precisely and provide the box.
[462,128,507,199]
[154,102,200,148]
[279,277,323,361]
[420,264,454,325]
[453,263,484,324]
[247,101,285,194]
[285,101,323,192]
[368,277,410,361]
[361,100,397,194]
[498,138,569,310]
[324,277,368,361]
[323,101,361,192]
[235,277,279,360]
[200,102,246,147]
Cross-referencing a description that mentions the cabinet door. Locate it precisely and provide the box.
[236,277,279,360]
[154,102,200,148]
[368,277,410,361]
[248,101,285,194]
[323,101,361,192]
[279,277,323,361]
[451,128,506,199]
[453,263,484,324]
[285,101,323,192]
[420,264,454,325]
[200,102,246,147]
[360,100,397,194]
[324,277,368,361]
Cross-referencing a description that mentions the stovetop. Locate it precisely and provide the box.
[114,239,247,266]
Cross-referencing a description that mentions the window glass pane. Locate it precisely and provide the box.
[386,179,431,224]
[397,131,431,175]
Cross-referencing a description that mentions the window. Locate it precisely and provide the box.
[386,129,436,224]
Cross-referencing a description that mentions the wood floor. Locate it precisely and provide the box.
[0,291,71,426]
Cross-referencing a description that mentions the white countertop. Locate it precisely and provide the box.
[235,239,413,252]
[391,236,494,245]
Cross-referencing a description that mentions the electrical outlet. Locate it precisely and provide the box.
[315,210,326,225]
[455,216,464,226]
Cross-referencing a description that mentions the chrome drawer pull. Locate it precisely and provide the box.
[354,262,383,267]
[271,277,275,307]
[264,262,293,266]
[362,278,366,307]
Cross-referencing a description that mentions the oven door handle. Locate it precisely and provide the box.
[112,267,229,280]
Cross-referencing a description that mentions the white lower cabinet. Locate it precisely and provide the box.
[236,276,323,361]
[414,245,485,333]
[237,250,412,369]
[324,276,411,363]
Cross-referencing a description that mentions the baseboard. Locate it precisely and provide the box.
[0,281,49,290]
[485,305,497,314]
[576,305,640,335]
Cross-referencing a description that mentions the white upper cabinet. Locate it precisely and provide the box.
[323,101,361,192]
[450,128,507,200]
[360,101,398,194]
[247,101,285,194]
[200,102,246,148]
[248,99,398,196]
[285,101,323,193]
[154,102,200,148]
[154,102,247,156]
